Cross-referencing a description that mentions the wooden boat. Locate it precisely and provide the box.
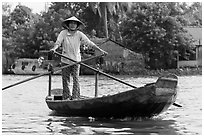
[45,74,178,118]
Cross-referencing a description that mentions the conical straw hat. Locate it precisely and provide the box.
[62,16,85,28]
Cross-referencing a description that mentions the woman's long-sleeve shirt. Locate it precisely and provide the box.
[55,30,96,64]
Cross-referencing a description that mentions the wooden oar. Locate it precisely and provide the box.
[2,54,104,91]
[54,52,182,107]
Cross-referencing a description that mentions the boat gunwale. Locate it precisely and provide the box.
[45,81,177,104]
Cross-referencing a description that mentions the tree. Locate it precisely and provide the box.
[2,4,41,58]
[89,2,132,38]
[80,6,103,37]
[120,2,195,69]
[2,3,15,52]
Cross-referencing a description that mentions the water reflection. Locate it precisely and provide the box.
[45,113,180,135]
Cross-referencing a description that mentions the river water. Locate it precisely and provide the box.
[1,75,202,135]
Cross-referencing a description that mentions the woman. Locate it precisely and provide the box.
[50,16,107,100]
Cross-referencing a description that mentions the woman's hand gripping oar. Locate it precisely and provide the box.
[2,54,105,91]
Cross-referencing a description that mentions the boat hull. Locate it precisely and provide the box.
[11,58,60,75]
[46,74,178,118]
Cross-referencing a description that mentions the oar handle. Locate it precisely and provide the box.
[52,54,105,74]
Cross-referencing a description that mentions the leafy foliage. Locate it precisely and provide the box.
[2,4,41,58]
[120,2,197,69]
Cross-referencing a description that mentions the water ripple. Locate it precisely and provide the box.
[2,75,202,135]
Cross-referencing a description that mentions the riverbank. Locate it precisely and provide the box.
[119,67,202,77]
[3,66,202,77]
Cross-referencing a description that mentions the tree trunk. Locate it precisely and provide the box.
[104,7,108,38]
[101,2,108,38]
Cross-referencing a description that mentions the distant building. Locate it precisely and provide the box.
[178,27,202,68]
[88,38,145,74]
